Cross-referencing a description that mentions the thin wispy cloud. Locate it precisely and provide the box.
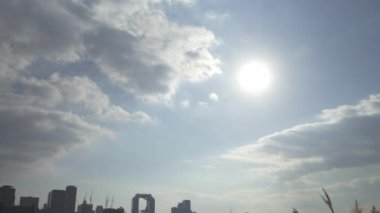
[205,11,230,21]
[221,95,380,180]
[180,100,190,108]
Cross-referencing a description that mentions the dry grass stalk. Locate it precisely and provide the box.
[320,188,334,213]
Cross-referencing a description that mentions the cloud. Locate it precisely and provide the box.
[197,101,208,107]
[49,73,152,123]
[0,0,219,169]
[165,0,197,6]
[180,100,190,108]
[221,94,380,180]
[9,73,151,124]
[0,105,110,170]
[0,0,88,72]
[209,92,219,102]
[89,0,221,100]
[0,0,220,101]
[0,71,151,169]
[205,11,230,21]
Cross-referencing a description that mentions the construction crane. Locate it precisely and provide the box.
[110,194,114,208]
[90,189,93,204]
[105,194,109,208]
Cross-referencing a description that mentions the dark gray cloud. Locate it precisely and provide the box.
[222,95,380,180]
[0,72,150,170]
[0,0,88,69]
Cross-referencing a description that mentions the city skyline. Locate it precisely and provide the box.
[1,0,380,213]
[0,184,198,213]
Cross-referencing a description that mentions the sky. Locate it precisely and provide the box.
[1,0,380,213]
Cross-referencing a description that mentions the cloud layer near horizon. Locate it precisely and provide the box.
[222,95,380,180]
[0,0,220,169]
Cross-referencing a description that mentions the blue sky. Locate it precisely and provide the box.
[1,1,380,213]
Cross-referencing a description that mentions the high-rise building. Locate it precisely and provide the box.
[171,207,178,213]
[1,205,35,213]
[131,194,154,213]
[77,199,93,213]
[65,186,77,213]
[0,185,16,206]
[20,197,39,210]
[42,203,48,210]
[95,205,103,213]
[103,207,123,213]
[48,190,66,213]
[182,200,191,212]
[171,200,194,213]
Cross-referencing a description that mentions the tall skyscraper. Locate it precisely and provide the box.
[131,194,154,213]
[48,190,66,213]
[65,186,77,213]
[20,197,39,210]
[0,185,16,206]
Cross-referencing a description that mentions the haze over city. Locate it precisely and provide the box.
[1,0,380,213]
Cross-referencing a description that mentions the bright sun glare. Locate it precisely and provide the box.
[238,61,272,94]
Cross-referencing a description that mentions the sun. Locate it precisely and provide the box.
[237,61,272,94]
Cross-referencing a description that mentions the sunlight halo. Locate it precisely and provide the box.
[237,61,272,94]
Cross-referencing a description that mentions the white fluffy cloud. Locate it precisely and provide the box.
[0,0,220,169]
[89,0,220,100]
[0,0,220,100]
[209,92,219,101]
[13,73,151,123]
[221,95,380,180]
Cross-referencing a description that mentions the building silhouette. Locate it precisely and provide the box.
[95,205,103,213]
[19,197,39,210]
[77,199,93,213]
[0,185,16,206]
[102,207,123,213]
[47,190,66,213]
[171,200,195,213]
[131,194,154,213]
[64,186,76,213]
[0,205,35,213]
